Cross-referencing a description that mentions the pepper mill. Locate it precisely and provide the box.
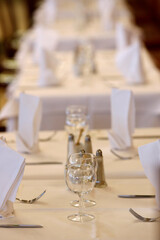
[67,134,75,164]
[84,135,92,153]
[95,149,107,188]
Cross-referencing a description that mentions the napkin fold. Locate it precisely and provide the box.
[0,138,25,218]
[16,93,42,153]
[38,48,59,86]
[33,26,58,64]
[0,99,19,122]
[115,23,139,50]
[34,0,57,26]
[108,88,135,150]
[116,39,145,85]
[138,140,160,209]
[98,0,118,30]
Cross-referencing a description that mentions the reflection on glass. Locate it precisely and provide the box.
[65,163,96,222]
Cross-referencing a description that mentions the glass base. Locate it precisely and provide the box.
[71,199,96,208]
[67,213,95,222]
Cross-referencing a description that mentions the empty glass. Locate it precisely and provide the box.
[65,105,88,142]
[65,163,96,222]
[66,152,97,207]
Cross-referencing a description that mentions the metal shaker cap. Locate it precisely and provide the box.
[96,149,103,157]
[79,149,85,156]
[68,134,74,141]
[85,135,91,142]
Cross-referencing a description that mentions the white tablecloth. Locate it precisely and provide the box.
[2,48,160,131]
[0,128,159,240]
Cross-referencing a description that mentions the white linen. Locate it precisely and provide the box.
[115,23,139,50]
[116,40,145,84]
[3,49,160,131]
[0,99,18,121]
[98,0,118,30]
[33,26,58,64]
[16,93,42,153]
[34,0,57,26]
[138,140,160,209]
[0,139,25,217]
[38,48,59,86]
[108,88,135,150]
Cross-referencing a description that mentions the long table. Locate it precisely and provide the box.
[0,128,159,239]
[1,47,160,131]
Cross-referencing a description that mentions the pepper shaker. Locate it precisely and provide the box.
[84,135,93,153]
[95,149,107,188]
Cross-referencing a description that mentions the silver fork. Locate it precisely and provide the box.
[129,208,160,222]
[110,149,138,160]
[16,190,46,204]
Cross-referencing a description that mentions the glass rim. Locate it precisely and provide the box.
[65,105,87,114]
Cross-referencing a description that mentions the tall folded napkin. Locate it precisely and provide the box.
[116,40,145,84]
[34,0,57,26]
[115,23,140,50]
[38,48,59,86]
[98,0,118,30]
[16,93,42,153]
[108,88,135,150]
[0,99,19,122]
[0,138,25,218]
[33,26,58,64]
[138,140,160,209]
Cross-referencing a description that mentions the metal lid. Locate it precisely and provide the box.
[85,135,91,142]
[68,134,74,141]
[96,149,103,157]
[79,149,85,156]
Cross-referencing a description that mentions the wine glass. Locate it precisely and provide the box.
[65,105,88,142]
[67,152,97,207]
[65,163,96,222]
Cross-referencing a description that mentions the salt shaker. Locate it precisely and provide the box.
[84,135,93,153]
[95,149,107,188]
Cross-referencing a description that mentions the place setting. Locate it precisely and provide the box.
[0,0,160,239]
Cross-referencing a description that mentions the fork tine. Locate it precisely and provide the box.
[129,208,145,221]
[129,208,157,222]
[16,190,46,204]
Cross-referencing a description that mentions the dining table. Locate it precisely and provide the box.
[2,45,160,131]
[0,128,159,239]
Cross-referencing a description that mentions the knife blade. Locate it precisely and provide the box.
[118,194,155,198]
[26,161,62,165]
[0,224,43,228]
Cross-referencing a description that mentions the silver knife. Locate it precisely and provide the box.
[0,224,43,228]
[26,161,62,165]
[118,194,155,198]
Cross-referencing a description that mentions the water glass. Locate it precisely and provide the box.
[65,163,96,222]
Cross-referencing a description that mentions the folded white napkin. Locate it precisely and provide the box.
[138,140,160,209]
[38,48,59,86]
[108,88,135,150]
[16,93,42,153]
[0,99,19,121]
[15,30,35,68]
[115,23,138,50]
[33,26,58,64]
[34,0,57,26]
[0,138,25,218]
[98,0,118,30]
[116,39,145,84]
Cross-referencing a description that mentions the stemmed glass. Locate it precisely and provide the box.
[67,152,97,207]
[65,163,96,222]
[65,105,88,142]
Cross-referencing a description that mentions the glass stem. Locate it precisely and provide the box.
[78,193,84,217]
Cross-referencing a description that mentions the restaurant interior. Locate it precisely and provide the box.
[0,0,160,239]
